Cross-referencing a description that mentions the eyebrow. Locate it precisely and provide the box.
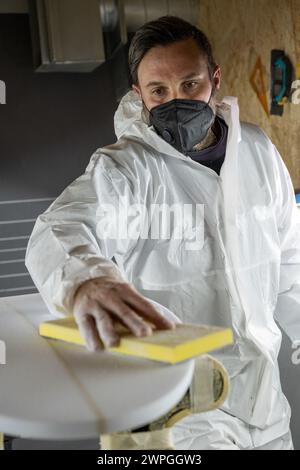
[145,73,202,88]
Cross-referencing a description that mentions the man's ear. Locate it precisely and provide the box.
[213,65,221,91]
[132,84,141,97]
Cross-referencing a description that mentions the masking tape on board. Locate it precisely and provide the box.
[100,428,175,450]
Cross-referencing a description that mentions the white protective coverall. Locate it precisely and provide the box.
[25,90,300,450]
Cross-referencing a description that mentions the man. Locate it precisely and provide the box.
[25,16,299,450]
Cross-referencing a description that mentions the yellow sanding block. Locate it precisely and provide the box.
[39,317,233,364]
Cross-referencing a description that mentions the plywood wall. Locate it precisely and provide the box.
[198,0,300,189]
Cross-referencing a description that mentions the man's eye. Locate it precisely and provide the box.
[152,88,164,96]
[184,81,198,89]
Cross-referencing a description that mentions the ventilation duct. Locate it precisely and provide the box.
[29,0,200,72]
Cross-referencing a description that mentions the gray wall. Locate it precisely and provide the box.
[0,13,124,296]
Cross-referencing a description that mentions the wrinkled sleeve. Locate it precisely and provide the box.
[273,144,300,344]
[25,150,138,317]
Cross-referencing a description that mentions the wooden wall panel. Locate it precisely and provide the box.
[198,0,300,188]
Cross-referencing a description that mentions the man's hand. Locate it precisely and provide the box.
[73,276,175,351]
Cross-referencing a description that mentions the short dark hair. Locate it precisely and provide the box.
[128,16,217,86]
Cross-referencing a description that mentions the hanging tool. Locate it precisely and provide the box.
[250,56,270,117]
[270,49,294,115]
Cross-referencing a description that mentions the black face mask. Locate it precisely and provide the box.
[148,90,215,155]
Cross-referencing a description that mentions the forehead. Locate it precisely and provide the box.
[137,38,208,85]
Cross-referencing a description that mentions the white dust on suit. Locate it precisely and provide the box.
[25,90,300,450]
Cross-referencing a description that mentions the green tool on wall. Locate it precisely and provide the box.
[270,49,294,116]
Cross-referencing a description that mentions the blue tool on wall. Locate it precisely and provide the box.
[270,49,294,116]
